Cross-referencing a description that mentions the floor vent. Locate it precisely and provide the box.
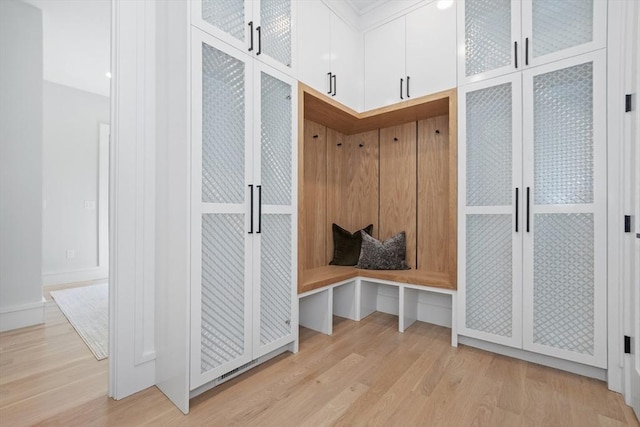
[218,359,259,382]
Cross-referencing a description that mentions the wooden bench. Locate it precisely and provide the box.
[298,266,458,347]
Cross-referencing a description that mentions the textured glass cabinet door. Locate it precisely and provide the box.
[522,51,607,368]
[458,0,521,83]
[196,0,247,51]
[259,0,292,68]
[522,0,606,68]
[458,74,523,348]
[252,64,296,357]
[190,30,254,388]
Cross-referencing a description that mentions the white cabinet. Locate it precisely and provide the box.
[191,28,298,390]
[458,0,606,84]
[297,0,363,111]
[364,2,456,111]
[193,0,297,76]
[458,50,607,368]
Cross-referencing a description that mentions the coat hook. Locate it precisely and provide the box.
[435,129,440,134]
[359,143,364,147]
[393,137,398,141]
[337,143,342,147]
[313,134,318,139]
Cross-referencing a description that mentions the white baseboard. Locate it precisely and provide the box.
[458,336,607,381]
[0,298,46,332]
[42,267,108,286]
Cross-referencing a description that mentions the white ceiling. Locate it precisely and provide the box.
[23,0,111,97]
[343,0,392,15]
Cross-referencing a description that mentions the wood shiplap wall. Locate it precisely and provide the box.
[379,123,417,269]
[302,120,327,270]
[417,116,450,273]
[326,129,379,262]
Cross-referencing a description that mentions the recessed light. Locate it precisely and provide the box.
[437,0,454,10]
[105,72,112,79]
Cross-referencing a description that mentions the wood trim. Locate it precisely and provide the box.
[297,83,306,288]
[301,83,453,135]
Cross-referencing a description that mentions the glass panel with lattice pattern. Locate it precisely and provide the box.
[534,62,593,205]
[201,214,246,373]
[465,0,512,76]
[260,0,292,67]
[202,0,245,42]
[533,213,594,355]
[260,214,292,345]
[532,0,593,58]
[261,72,292,206]
[466,83,512,207]
[202,43,246,204]
[466,214,513,337]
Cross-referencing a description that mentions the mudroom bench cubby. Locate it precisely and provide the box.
[297,84,458,346]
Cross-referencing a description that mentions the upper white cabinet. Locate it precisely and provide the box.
[458,0,606,84]
[364,2,456,111]
[193,0,296,77]
[298,0,363,111]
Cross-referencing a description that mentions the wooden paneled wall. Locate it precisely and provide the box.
[417,116,451,274]
[327,129,380,262]
[379,123,417,269]
[299,85,457,287]
[302,120,327,270]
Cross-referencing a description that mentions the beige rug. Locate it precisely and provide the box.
[51,283,108,360]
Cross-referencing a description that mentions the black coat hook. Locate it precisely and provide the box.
[313,134,318,138]
[393,137,398,141]
[435,129,440,134]
[359,143,364,147]
[337,143,342,147]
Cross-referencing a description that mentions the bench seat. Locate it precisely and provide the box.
[299,265,454,295]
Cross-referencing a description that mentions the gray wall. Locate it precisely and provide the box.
[42,81,109,276]
[0,0,43,318]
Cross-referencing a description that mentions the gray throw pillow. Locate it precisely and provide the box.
[356,231,410,270]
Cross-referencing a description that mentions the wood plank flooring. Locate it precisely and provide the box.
[1,304,638,426]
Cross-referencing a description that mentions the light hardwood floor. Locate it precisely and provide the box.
[1,304,638,427]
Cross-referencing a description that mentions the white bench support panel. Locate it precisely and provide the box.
[399,287,418,333]
[333,282,357,320]
[451,293,458,347]
[359,281,379,320]
[299,289,333,335]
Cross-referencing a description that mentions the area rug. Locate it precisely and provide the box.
[50,283,108,360]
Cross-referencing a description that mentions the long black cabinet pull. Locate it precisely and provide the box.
[332,74,336,96]
[526,187,530,232]
[400,78,404,100]
[256,185,262,233]
[515,187,519,232]
[248,184,254,234]
[248,22,254,52]
[514,41,518,68]
[327,72,332,94]
[256,26,262,55]
[406,76,410,98]
[525,37,529,66]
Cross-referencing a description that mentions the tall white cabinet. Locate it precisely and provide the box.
[458,0,608,369]
[156,0,297,414]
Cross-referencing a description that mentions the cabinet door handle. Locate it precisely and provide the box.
[514,41,518,68]
[406,76,410,98]
[515,187,519,232]
[248,21,254,52]
[332,74,336,96]
[327,72,332,94]
[256,185,262,233]
[400,78,404,100]
[526,187,530,233]
[525,37,529,66]
[256,26,262,55]
[248,184,254,234]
